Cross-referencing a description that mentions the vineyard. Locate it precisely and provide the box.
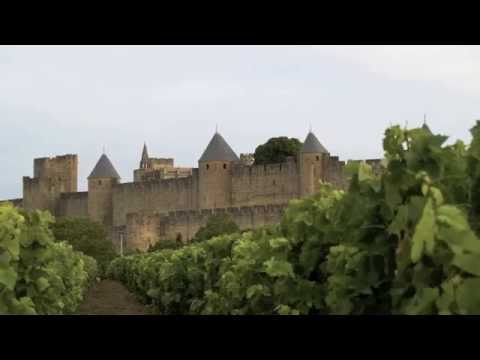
[0,205,97,314]
[3,122,480,315]
[108,123,480,315]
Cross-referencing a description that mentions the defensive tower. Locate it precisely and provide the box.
[299,130,329,197]
[87,153,120,227]
[198,131,239,209]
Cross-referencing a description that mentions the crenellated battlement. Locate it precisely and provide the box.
[22,154,78,215]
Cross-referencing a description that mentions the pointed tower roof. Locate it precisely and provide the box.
[199,132,239,162]
[141,142,149,162]
[301,131,329,154]
[88,154,121,179]
[422,114,432,134]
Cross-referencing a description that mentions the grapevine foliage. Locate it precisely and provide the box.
[108,122,480,315]
[0,205,98,314]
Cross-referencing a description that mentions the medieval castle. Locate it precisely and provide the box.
[1,129,383,252]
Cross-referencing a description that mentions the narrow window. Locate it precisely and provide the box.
[98,180,102,185]
[206,164,210,170]
[223,164,227,169]
[273,180,276,186]
[316,156,320,161]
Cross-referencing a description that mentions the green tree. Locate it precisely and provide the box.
[51,217,116,277]
[192,214,240,243]
[253,137,302,165]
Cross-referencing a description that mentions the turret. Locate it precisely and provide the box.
[299,131,329,197]
[87,153,120,227]
[198,131,239,209]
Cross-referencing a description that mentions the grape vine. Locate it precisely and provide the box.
[108,122,480,315]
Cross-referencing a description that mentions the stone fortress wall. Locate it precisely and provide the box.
[1,130,382,252]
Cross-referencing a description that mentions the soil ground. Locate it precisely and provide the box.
[76,280,148,315]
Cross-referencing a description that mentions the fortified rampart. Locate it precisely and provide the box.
[122,204,287,252]
[112,172,199,229]
[1,129,384,253]
[231,158,300,206]
[57,191,88,218]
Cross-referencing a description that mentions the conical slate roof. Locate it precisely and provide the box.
[88,154,121,179]
[301,131,328,154]
[199,132,239,162]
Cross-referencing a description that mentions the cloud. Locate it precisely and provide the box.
[319,45,480,95]
[2,46,480,199]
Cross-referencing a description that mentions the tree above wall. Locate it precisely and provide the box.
[253,137,303,165]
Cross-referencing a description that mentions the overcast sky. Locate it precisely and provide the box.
[1,45,479,199]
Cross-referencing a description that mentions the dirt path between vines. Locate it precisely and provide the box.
[76,280,148,315]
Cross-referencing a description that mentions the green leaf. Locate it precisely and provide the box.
[0,266,17,290]
[436,206,480,256]
[268,237,290,250]
[436,205,469,232]
[358,162,374,182]
[456,278,480,315]
[385,181,402,210]
[407,196,426,223]
[388,205,408,237]
[430,187,444,206]
[35,277,50,292]
[452,253,480,276]
[436,281,455,313]
[246,285,265,299]
[276,305,300,315]
[264,258,294,278]
[147,288,161,299]
[411,198,435,262]
[403,287,439,315]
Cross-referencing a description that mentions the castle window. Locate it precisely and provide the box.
[223,164,227,169]
[316,156,320,161]
[273,180,276,185]
[206,164,210,170]
[98,180,102,185]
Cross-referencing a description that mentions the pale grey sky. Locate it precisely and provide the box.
[1,45,479,199]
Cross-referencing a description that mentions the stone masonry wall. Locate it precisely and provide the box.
[112,170,200,228]
[121,204,287,252]
[231,160,300,206]
[22,154,78,215]
[57,191,88,218]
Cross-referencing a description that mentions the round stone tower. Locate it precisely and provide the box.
[198,131,239,209]
[87,153,121,227]
[299,131,329,197]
